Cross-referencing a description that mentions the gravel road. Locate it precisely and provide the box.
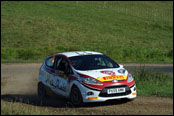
[1,63,173,115]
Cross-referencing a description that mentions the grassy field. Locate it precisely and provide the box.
[1,1,173,63]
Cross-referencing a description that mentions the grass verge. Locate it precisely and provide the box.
[1,100,80,115]
[133,67,173,97]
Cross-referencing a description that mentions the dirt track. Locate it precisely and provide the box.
[1,63,173,115]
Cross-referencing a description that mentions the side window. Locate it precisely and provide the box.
[46,55,55,68]
[57,57,73,74]
[66,64,73,75]
[58,58,68,72]
[54,56,62,69]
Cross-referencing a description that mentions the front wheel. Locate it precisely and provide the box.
[70,86,83,107]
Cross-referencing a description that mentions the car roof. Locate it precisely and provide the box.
[56,51,103,57]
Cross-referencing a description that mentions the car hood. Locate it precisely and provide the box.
[75,68,128,82]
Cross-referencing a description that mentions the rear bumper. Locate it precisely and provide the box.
[79,83,136,103]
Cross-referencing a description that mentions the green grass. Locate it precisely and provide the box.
[133,67,173,97]
[1,100,79,115]
[1,1,173,63]
[1,101,50,115]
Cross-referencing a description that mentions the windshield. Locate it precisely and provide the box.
[69,54,119,71]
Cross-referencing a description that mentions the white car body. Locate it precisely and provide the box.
[38,51,136,105]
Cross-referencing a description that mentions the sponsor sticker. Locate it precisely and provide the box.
[100,70,115,75]
[97,75,128,82]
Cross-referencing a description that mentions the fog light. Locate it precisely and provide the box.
[87,91,94,96]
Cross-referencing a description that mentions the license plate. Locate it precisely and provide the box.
[107,88,125,94]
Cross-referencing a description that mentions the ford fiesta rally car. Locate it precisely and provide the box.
[38,51,136,106]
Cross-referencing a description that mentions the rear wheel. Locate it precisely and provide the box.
[70,86,83,107]
[38,83,47,100]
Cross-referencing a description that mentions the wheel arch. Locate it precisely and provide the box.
[69,80,84,96]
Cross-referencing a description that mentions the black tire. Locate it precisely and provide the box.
[38,83,47,100]
[70,86,83,107]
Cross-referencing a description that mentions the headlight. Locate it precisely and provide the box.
[127,73,133,82]
[80,77,103,85]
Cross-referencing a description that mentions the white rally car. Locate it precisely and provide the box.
[38,51,136,106]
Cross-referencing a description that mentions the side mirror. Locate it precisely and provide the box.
[119,64,123,68]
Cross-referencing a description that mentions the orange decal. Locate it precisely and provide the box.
[87,97,98,100]
[51,55,55,63]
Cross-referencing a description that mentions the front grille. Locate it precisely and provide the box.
[99,85,131,97]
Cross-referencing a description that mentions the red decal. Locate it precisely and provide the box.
[101,71,115,75]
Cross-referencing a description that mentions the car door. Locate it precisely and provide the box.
[51,55,73,97]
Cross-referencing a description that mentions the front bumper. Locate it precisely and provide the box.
[79,83,136,103]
